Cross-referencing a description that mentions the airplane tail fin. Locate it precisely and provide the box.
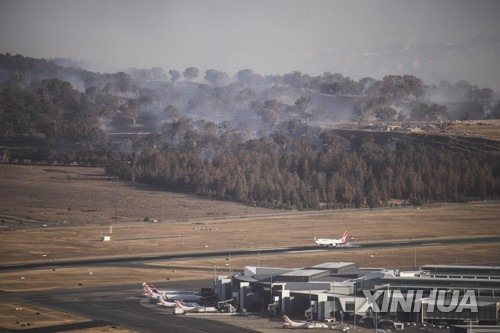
[143,284,153,295]
[341,230,349,243]
[283,315,293,325]
[174,300,183,308]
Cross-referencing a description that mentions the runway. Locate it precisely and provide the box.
[1,236,499,271]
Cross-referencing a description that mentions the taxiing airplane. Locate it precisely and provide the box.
[314,230,348,247]
[174,300,218,313]
[282,315,329,329]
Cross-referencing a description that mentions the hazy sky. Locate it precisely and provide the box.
[1,0,500,88]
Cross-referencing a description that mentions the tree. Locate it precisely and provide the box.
[114,72,133,95]
[353,97,380,121]
[236,69,262,86]
[168,70,181,83]
[404,75,425,101]
[128,99,140,126]
[183,67,199,81]
[411,103,449,121]
[283,71,305,89]
[204,69,229,86]
[257,108,279,127]
[150,67,167,81]
[295,96,313,115]
[138,95,153,111]
[164,104,180,119]
[375,106,398,121]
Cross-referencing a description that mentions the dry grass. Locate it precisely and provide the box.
[0,302,89,330]
[0,301,137,332]
[1,164,499,285]
[444,119,500,141]
[0,164,275,229]
[1,201,499,266]
[1,243,499,292]
[0,266,213,292]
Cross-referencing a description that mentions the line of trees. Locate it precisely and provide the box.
[106,123,500,209]
[0,76,115,163]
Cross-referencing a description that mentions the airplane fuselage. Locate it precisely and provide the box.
[314,230,348,247]
[283,316,329,329]
[314,239,342,247]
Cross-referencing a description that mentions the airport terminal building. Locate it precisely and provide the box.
[218,262,500,330]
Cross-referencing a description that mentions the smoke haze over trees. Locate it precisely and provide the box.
[2,0,499,90]
[1,53,500,209]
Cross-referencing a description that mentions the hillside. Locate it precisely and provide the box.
[1,53,500,210]
[0,164,275,230]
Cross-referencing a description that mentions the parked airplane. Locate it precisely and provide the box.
[143,283,161,296]
[174,300,218,313]
[142,282,202,302]
[282,315,329,329]
[157,295,176,308]
[143,284,162,299]
[314,230,348,247]
[163,292,203,302]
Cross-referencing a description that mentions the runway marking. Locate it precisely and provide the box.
[256,248,287,252]
[421,243,442,246]
[285,249,326,254]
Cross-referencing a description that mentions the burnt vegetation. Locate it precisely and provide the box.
[1,53,500,209]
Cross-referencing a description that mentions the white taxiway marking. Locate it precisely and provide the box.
[285,249,327,254]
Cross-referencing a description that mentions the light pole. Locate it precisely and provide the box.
[213,261,217,286]
[270,273,273,307]
[332,284,336,322]
[353,283,356,332]
[414,247,417,268]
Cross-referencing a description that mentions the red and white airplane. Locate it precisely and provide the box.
[142,282,202,302]
[143,283,162,299]
[282,315,329,329]
[314,230,349,247]
[174,300,218,313]
[156,295,176,308]
[163,291,203,303]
